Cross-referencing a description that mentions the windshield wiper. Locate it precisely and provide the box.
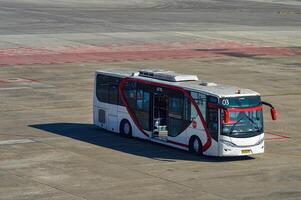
[228,117,244,136]
[244,114,262,132]
[228,113,262,136]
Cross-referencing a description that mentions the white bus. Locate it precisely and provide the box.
[93,69,277,156]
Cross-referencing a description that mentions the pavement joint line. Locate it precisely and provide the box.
[211,33,297,47]
[0,39,22,46]
[130,170,231,200]
[0,137,63,145]
[30,134,231,199]
[119,165,232,200]
[1,168,89,200]
[267,152,301,158]
[32,137,66,142]
[128,164,196,191]
[262,93,301,97]
[174,31,231,42]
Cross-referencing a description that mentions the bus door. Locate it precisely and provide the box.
[152,92,169,139]
[168,92,190,139]
[135,83,152,133]
[207,96,219,141]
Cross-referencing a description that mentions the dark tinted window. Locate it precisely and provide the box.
[96,74,121,105]
[169,96,183,118]
[183,96,191,121]
[168,91,190,137]
[124,81,137,108]
[136,88,150,111]
[108,84,118,105]
[208,96,218,103]
[191,92,207,121]
[221,96,261,108]
[135,84,151,130]
[96,74,109,103]
[207,96,219,141]
[124,81,151,130]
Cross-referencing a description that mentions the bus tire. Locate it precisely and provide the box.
[189,136,203,156]
[120,119,132,138]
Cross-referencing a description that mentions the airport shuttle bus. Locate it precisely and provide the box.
[93,69,277,156]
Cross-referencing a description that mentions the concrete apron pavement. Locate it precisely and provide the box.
[0,53,300,199]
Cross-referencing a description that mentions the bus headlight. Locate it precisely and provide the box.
[221,138,264,148]
[255,138,264,146]
[220,139,236,147]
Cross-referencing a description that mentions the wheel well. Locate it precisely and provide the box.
[119,119,131,133]
[189,135,202,152]
[189,135,198,145]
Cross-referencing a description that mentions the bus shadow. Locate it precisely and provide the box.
[29,123,254,162]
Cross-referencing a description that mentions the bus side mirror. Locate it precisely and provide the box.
[262,101,277,121]
[224,110,230,123]
[271,108,277,120]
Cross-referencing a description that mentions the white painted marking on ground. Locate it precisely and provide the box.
[0,137,64,146]
[0,139,35,145]
[0,87,30,91]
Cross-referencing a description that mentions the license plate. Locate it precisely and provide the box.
[241,149,251,154]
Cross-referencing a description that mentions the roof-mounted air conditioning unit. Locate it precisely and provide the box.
[137,69,198,82]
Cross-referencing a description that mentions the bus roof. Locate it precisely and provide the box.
[96,69,260,98]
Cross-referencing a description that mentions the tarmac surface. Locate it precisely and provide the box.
[0,0,301,200]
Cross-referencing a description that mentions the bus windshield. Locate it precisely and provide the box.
[221,96,263,138]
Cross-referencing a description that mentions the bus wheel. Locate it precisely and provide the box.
[120,119,132,138]
[189,136,203,156]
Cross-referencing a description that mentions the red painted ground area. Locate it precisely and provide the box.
[265,132,290,140]
[0,41,300,66]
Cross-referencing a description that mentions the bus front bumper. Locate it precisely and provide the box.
[220,141,264,156]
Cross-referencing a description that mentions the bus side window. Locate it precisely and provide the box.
[191,92,206,121]
[124,81,137,109]
[207,96,218,141]
[183,96,191,122]
[168,94,184,137]
[96,74,121,105]
[108,77,120,105]
[96,74,109,103]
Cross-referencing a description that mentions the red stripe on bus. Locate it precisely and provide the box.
[208,102,262,112]
[118,77,212,152]
[227,105,263,112]
[119,77,149,138]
